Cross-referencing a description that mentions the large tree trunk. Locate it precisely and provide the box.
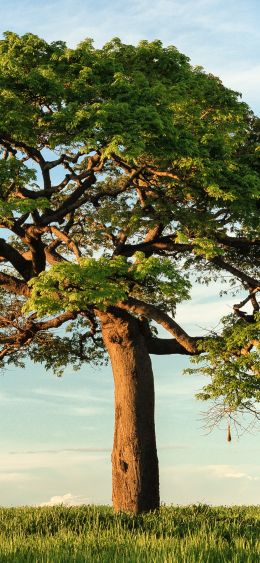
[98,308,159,513]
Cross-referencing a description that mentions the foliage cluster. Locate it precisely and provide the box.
[186,314,260,423]
[25,252,190,315]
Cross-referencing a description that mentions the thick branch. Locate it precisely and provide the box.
[117,297,198,353]
[0,272,30,296]
[146,336,201,355]
[0,239,32,280]
[23,225,81,260]
[14,185,59,200]
[25,234,46,275]
[49,227,81,260]
[144,224,164,244]
[215,234,260,252]
[114,237,191,257]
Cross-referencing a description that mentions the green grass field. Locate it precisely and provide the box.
[0,504,259,562]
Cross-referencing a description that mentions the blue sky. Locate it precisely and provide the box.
[0,0,259,507]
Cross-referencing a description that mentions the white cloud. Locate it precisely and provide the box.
[175,298,232,333]
[38,492,89,506]
[159,443,190,450]
[0,389,106,417]
[162,463,259,482]
[0,449,108,474]
[32,387,110,404]
[0,472,33,483]
[67,405,104,416]
[160,463,260,504]
[156,381,201,399]
[206,465,259,481]
[173,279,243,334]
[219,64,260,109]
[0,391,30,404]
[10,447,110,455]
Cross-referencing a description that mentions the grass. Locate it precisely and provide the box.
[0,504,259,562]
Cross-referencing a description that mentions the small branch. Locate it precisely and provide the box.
[147,167,180,181]
[37,311,77,330]
[0,311,78,361]
[110,153,132,173]
[233,287,259,311]
[240,340,259,355]
[43,151,84,171]
[211,256,259,289]
[233,287,259,323]
[44,247,67,264]
[49,227,81,260]
[40,174,96,226]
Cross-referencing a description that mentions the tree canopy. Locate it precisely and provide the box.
[0,31,259,428]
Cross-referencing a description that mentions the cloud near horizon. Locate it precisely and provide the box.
[0,449,109,479]
[38,492,90,506]
[159,463,260,505]
[163,463,259,481]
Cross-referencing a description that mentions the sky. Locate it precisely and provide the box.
[0,0,259,507]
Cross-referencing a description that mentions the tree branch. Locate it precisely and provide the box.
[114,236,191,257]
[0,272,30,296]
[147,167,180,181]
[37,310,77,330]
[0,310,78,360]
[215,234,260,252]
[40,174,96,225]
[117,297,199,353]
[211,256,259,289]
[146,336,201,355]
[0,238,32,280]
[0,136,52,191]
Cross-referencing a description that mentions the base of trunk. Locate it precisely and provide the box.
[112,444,159,513]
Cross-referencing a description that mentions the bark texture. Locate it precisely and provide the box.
[99,308,159,513]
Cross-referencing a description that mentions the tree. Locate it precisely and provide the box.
[0,32,259,513]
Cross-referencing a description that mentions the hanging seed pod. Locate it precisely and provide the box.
[227,422,232,442]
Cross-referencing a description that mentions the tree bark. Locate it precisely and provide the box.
[98,307,159,513]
